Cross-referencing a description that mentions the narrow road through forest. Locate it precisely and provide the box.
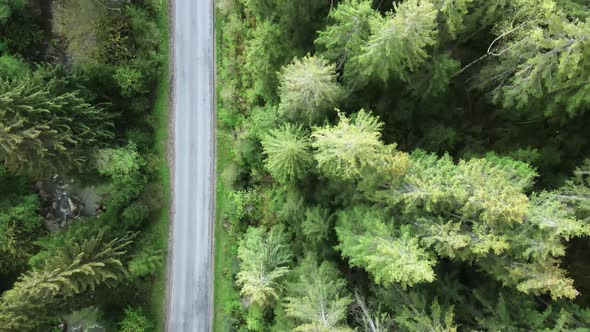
[166,0,216,330]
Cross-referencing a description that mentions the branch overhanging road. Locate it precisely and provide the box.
[166,0,216,330]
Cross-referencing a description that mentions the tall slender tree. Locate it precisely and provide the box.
[237,226,292,307]
[285,256,353,331]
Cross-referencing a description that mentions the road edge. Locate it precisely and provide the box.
[209,0,218,328]
[164,0,176,329]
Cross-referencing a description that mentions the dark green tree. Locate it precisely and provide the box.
[0,231,134,331]
[0,75,113,178]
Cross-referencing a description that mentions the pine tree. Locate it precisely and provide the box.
[0,231,134,331]
[0,75,113,178]
[285,256,353,331]
[278,55,343,123]
[261,123,313,182]
[237,226,292,307]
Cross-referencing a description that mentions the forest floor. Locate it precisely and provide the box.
[146,1,170,330]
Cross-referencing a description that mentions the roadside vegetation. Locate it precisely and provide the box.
[215,0,590,330]
[0,0,169,330]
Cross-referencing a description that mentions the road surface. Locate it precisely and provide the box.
[166,0,216,330]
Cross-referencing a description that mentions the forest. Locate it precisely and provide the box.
[0,0,169,330]
[214,0,590,331]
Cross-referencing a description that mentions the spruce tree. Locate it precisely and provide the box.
[320,110,589,299]
[312,110,410,181]
[278,55,343,123]
[475,0,590,116]
[0,231,133,331]
[0,194,42,274]
[315,0,377,87]
[0,74,113,178]
[336,206,436,286]
[237,226,292,307]
[261,123,312,182]
[355,0,439,82]
[285,256,353,331]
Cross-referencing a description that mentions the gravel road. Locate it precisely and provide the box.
[166,0,216,330]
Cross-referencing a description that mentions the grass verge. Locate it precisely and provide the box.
[213,130,238,331]
[146,1,170,330]
[213,10,241,332]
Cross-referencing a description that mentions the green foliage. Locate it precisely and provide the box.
[477,2,590,116]
[0,0,42,58]
[356,0,439,82]
[96,142,147,207]
[121,200,150,228]
[245,304,266,331]
[336,207,436,286]
[278,55,344,123]
[0,194,43,274]
[0,55,29,79]
[0,231,134,331]
[97,15,133,65]
[315,0,377,86]
[468,288,590,331]
[96,142,145,182]
[285,255,353,331]
[114,66,147,97]
[558,159,590,221]
[261,123,313,182]
[237,226,292,307]
[301,206,332,247]
[0,0,24,25]
[436,0,473,39]
[229,188,261,222]
[406,53,460,98]
[353,292,395,332]
[244,21,289,104]
[312,110,409,180]
[217,0,590,329]
[393,292,457,332]
[118,307,153,332]
[0,73,113,178]
[128,232,164,280]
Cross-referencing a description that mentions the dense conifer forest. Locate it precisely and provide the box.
[214,0,590,330]
[0,0,169,330]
